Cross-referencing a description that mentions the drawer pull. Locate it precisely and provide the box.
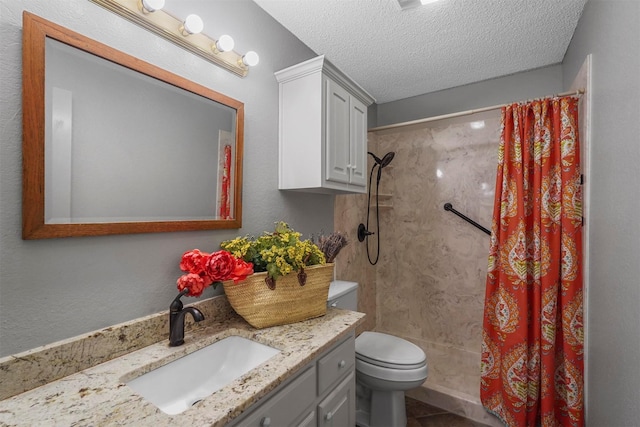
[260,417,271,427]
[338,360,346,368]
[325,411,333,421]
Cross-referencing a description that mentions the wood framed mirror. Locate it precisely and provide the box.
[22,12,244,239]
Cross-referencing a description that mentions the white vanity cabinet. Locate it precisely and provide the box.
[275,56,375,194]
[230,333,356,427]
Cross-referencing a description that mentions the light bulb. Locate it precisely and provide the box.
[241,51,259,67]
[182,14,204,35]
[141,0,164,12]
[215,35,235,52]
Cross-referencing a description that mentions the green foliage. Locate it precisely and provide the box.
[221,222,326,280]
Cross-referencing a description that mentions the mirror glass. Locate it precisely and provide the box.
[22,12,244,239]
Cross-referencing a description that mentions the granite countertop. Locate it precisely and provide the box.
[0,297,364,427]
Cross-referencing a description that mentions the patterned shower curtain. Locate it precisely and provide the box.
[480,96,584,427]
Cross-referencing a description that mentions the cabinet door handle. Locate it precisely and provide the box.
[338,360,346,368]
[260,416,271,427]
[325,411,333,421]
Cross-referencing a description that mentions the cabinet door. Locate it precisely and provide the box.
[296,410,317,427]
[237,366,316,427]
[317,372,355,427]
[325,79,351,185]
[349,97,367,187]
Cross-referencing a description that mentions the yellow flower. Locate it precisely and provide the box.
[220,222,325,280]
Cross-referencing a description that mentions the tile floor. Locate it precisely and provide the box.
[406,397,494,427]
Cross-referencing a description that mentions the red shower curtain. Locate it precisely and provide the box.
[480,97,584,427]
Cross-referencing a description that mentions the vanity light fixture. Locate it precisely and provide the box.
[88,0,259,77]
[241,51,260,67]
[213,34,235,53]
[181,14,204,36]
[140,0,164,13]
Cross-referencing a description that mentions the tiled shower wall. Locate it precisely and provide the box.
[335,111,501,421]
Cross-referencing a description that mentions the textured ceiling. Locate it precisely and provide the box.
[252,0,588,104]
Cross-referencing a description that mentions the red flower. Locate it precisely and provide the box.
[230,259,254,283]
[180,249,209,275]
[204,250,236,281]
[176,249,254,296]
[177,273,207,297]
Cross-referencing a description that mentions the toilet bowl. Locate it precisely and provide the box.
[327,281,428,427]
[355,331,428,427]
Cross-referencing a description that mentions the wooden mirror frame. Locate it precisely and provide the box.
[22,12,244,239]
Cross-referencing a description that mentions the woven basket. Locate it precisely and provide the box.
[222,263,334,329]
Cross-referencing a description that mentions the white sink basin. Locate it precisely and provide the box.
[126,336,280,415]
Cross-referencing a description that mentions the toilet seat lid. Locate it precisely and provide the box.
[355,332,426,369]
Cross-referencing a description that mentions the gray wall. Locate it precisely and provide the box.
[562,0,640,425]
[0,0,332,357]
[375,64,563,127]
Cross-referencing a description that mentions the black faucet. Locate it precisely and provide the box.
[169,290,205,346]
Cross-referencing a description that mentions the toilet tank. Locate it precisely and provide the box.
[327,280,358,311]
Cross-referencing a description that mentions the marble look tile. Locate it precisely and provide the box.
[375,112,500,353]
[335,152,377,334]
[336,112,502,417]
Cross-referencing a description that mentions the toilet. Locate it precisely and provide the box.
[328,281,428,427]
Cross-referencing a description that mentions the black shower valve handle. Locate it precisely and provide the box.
[357,223,375,242]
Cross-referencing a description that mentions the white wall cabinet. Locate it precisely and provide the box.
[275,56,375,194]
[230,333,356,427]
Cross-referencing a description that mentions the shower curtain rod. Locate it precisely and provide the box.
[369,88,585,133]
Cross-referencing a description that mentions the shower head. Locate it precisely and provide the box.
[380,151,395,168]
[368,151,396,184]
[368,151,395,168]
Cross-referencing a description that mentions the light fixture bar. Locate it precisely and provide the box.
[89,0,250,77]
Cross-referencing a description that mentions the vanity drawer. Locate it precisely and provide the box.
[317,336,355,395]
[239,365,316,427]
[317,372,355,427]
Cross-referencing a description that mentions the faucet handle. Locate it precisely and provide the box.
[170,289,189,312]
